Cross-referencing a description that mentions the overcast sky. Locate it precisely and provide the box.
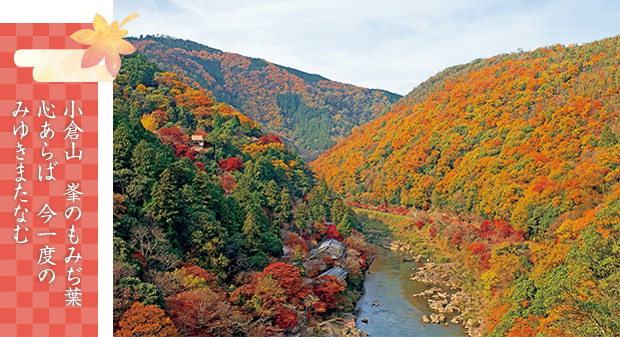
[115,0,620,95]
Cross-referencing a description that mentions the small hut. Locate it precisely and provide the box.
[191,134,205,150]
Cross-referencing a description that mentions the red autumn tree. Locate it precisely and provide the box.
[274,307,297,330]
[151,109,168,128]
[177,263,218,288]
[166,289,248,337]
[428,224,438,238]
[313,275,344,310]
[158,126,188,144]
[220,173,236,194]
[283,232,309,253]
[264,262,310,303]
[259,134,282,145]
[218,157,243,172]
[506,315,545,337]
[414,220,425,230]
[230,272,288,319]
[172,143,198,160]
[450,231,463,246]
[324,224,343,241]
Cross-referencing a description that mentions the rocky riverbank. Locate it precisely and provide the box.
[303,314,369,337]
[388,240,485,337]
[411,262,461,289]
[410,262,486,337]
[315,324,369,337]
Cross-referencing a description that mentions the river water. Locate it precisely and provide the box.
[355,245,467,337]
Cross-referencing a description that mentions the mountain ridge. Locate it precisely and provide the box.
[311,35,620,336]
[128,35,402,161]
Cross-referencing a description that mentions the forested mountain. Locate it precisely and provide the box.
[312,36,620,336]
[112,53,372,336]
[128,35,401,161]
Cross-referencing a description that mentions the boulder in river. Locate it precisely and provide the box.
[429,313,446,324]
[421,315,430,324]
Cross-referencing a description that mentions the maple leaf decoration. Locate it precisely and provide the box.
[70,13,138,78]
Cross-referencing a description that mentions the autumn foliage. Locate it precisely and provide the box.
[324,223,343,241]
[115,302,179,337]
[131,36,401,161]
[313,38,620,237]
[263,262,310,303]
[313,276,344,310]
[313,37,620,337]
[113,53,359,336]
[218,157,243,171]
[258,135,282,145]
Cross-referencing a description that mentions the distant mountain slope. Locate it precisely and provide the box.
[129,35,402,161]
[311,36,620,336]
[313,37,620,233]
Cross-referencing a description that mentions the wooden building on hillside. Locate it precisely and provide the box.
[191,134,205,150]
[318,266,348,282]
[310,238,345,259]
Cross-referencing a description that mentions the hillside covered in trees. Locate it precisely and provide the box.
[312,36,620,336]
[112,53,373,336]
[128,35,401,161]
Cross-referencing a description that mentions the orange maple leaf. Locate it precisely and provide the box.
[70,13,138,78]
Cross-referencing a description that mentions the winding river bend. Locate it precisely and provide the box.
[355,245,467,337]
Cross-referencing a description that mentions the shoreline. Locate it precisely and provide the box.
[389,240,486,337]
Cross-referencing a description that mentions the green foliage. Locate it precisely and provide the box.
[336,213,354,236]
[293,204,309,233]
[113,51,366,334]
[118,277,165,308]
[308,179,333,222]
[129,35,401,161]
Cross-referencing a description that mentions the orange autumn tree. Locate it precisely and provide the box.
[506,315,545,337]
[115,302,179,337]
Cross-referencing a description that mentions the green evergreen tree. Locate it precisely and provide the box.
[146,169,180,240]
[264,180,280,209]
[331,199,348,225]
[113,124,137,170]
[242,209,261,249]
[336,213,353,236]
[600,124,618,147]
[131,140,157,178]
[308,179,332,222]
[293,204,309,234]
[275,188,293,225]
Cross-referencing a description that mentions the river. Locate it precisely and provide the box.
[355,245,467,337]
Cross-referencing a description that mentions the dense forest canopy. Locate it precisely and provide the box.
[312,36,620,336]
[112,53,372,336]
[127,35,402,161]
